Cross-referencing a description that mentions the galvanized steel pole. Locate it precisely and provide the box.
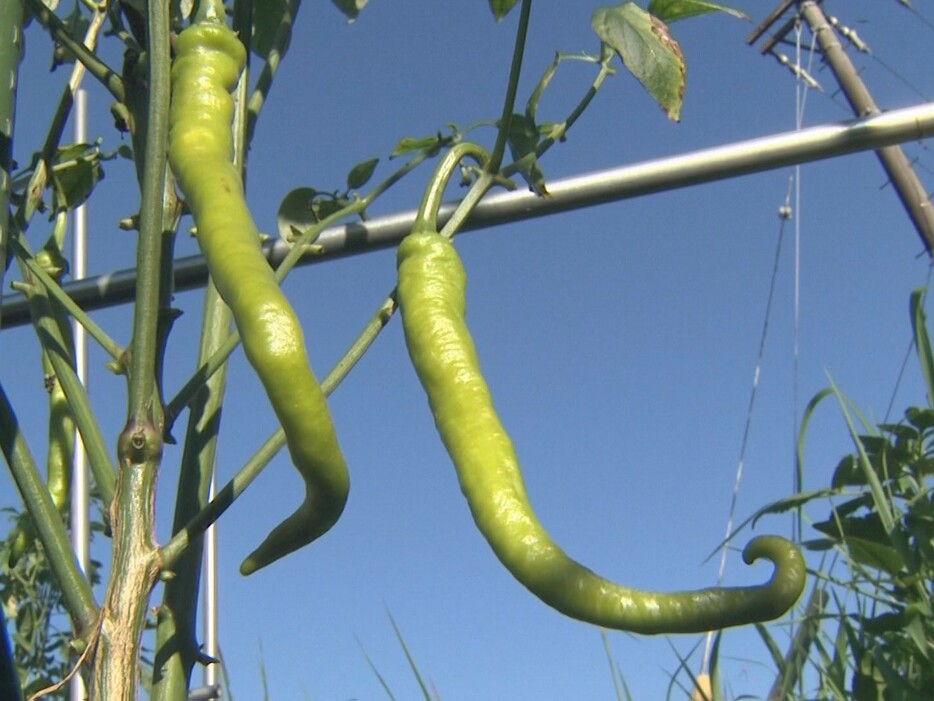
[2,101,934,328]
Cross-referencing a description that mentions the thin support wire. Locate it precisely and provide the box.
[791,19,814,545]
[901,2,934,34]
[698,196,791,676]
[700,17,814,677]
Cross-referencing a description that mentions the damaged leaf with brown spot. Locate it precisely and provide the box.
[592,2,686,121]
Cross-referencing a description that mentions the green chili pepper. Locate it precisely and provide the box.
[43,353,74,514]
[36,214,76,515]
[396,231,805,633]
[168,20,349,575]
[7,218,75,565]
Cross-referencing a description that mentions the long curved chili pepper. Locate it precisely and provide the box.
[168,20,349,575]
[395,146,805,632]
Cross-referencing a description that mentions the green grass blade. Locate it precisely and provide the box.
[355,634,396,701]
[796,387,835,539]
[600,629,630,701]
[257,641,270,701]
[385,607,432,700]
[828,377,897,535]
[663,637,703,701]
[910,287,934,408]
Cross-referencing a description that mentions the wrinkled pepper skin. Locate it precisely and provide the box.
[397,231,805,634]
[168,22,349,575]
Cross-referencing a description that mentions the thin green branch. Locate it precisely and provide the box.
[489,0,533,173]
[245,0,302,146]
[10,234,124,360]
[24,0,124,102]
[440,172,499,237]
[413,142,489,234]
[12,237,117,505]
[126,0,171,423]
[0,381,99,637]
[502,50,615,180]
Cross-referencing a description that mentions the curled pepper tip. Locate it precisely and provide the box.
[741,534,807,617]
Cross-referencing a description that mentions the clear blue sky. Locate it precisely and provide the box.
[3,1,934,698]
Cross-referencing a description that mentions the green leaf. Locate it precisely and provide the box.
[331,0,368,21]
[346,158,379,190]
[505,113,548,196]
[252,0,290,58]
[813,512,889,544]
[489,0,519,21]
[749,488,837,527]
[277,187,318,242]
[592,3,686,121]
[50,143,103,212]
[849,536,906,575]
[832,454,865,489]
[647,0,747,23]
[906,406,934,432]
[390,134,445,158]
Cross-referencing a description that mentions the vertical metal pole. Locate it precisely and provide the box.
[69,88,89,701]
[203,473,218,692]
[798,0,934,254]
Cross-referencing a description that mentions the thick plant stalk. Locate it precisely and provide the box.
[152,282,232,700]
[89,0,171,695]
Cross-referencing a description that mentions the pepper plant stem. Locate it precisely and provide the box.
[246,0,301,145]
[489,0,533,173]
[0,381,99,638]
[91,0,171,696]
[152,281,232,701]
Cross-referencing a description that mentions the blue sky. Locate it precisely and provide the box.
[3,1,934,698]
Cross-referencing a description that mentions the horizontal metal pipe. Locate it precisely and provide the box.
[3,101,934,328]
